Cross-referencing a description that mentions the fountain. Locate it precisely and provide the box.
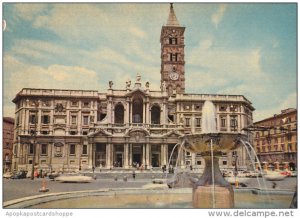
[180,100,246,208]
[3,101,296,209]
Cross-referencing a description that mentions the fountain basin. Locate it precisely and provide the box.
[181,133,246,155]
[55,175,93,183]
[3,188,294,209]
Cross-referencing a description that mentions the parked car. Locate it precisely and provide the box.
[280,171,292,177]
[48,172,60,180]
[11,170,28,179]
[238,171,250,178]
[247,171,262,178]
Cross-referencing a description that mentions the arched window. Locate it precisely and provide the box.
[115,103,124,124]
[151,105,161,124]
[132,96,143,123]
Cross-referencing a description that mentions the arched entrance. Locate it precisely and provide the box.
[115,103,124,124]
[151,105,161,124]
[132,96,143,123]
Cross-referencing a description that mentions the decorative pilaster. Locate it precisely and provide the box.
[124,144,129,169]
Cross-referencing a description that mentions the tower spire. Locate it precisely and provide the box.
[166,3,180,27]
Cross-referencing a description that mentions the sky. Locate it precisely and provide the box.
[2,2,297,122]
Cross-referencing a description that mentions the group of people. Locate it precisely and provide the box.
[133,162,144,171]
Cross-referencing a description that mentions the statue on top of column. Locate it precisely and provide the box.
[109,81,113,89]
[136,73,141,82]
[126,79,131,89]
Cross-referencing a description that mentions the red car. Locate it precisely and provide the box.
[280,171,291,176]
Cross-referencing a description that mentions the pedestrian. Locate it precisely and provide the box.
[132,170,136,180]
[162,165,166,173]
[92,166,95,173]
[190,165,193,171]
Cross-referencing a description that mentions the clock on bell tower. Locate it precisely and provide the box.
[160,3,185,96]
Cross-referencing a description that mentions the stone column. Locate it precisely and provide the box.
[125,99,130,125]
[36,143,40,167]
[161,144,167,166]
[77,110,82,134]
[176,104,180,124]
[191,115,195,133]
[111,144,114,168]
[49,142,53,166]
[160,103,164,125]
[21,109,25,134]
[107,98,112,125]
[106,143,110,169]
[129,144,132,168]
[25,109,29,134]
[142,144,146,165]
[240,105,245,131]
[124,144,129,169]
[88,143,93,168]
[130,101,133,124]
[227,115,231,132]
[143,103,146,123]
[49,107,54,134]
[145,100,149,124]
[66,104,70,134]
[237,114,241,132]
[37,108,41,135]
[146,143,150,168]
[92,144,95,168]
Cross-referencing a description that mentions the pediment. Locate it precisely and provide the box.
[88,128,112,137]
[124,126,150,137]
[125,87,147,97]
[163,130,184,138]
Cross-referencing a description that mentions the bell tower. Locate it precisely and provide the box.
[160,3,185,96]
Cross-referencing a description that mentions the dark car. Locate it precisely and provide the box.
[11,170,28,179]
[48,172,60,180]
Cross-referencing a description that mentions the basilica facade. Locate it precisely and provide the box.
[11,5,254,172]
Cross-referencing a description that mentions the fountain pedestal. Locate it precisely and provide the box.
[192,156,234,208]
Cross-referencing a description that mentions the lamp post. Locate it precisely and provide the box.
[30,101,39,180]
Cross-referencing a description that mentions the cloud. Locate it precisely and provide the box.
[11,39,69,60]
[13,4,48,21]
[254,92,297,122]
[211,5,227,28]
[3,55,101,116]
[129,26,147,39]
[188,39,266,83]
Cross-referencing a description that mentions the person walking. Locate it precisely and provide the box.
[132,170,136,180]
